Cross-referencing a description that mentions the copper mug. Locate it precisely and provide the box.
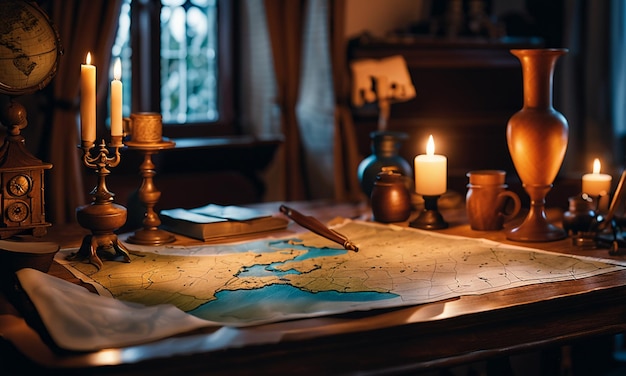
[466,170,521,231]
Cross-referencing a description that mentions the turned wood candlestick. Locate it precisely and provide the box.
[125,139,176,246]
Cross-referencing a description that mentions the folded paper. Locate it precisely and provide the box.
[16,268,215,352]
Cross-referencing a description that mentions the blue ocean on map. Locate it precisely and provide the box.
[188,239,398,325]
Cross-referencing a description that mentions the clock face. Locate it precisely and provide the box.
[6,201,29,222]
[7,174,32,196]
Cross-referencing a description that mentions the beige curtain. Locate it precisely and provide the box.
[263,0,360,202]
[49,1,122,224]
[264,0,307,201]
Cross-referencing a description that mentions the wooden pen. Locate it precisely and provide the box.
[279,205,359,252]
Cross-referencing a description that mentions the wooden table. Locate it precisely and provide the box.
[2,200,626,375]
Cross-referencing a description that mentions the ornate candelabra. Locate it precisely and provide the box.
[68,136,130,269]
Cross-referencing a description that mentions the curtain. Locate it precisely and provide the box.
[264,0,307,201]
[296,0,336,199]
[49,0,122,224]
[329,0,362,201]
[239,0,284,201]
[262,0,359,201]
[559,0,613,174]
[611,0,626,167]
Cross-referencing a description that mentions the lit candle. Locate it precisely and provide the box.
[582,158,612,196]
[110,58,123,137]
[80,52,96,144]
[414,135,447,196]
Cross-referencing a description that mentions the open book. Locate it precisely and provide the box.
[159,204,289,241]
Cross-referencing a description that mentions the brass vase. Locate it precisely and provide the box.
[506,48,569,242]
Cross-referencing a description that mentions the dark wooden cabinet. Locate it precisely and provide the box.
[349,36,543,193]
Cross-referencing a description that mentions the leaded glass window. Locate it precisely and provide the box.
[111,0,218,125]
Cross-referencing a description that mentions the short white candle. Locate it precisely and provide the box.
[582,158,612,196]
[414,135,447,196]
[110,58,123,137]
[80,52,96,144]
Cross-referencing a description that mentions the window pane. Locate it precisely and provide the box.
[161,0,218,123]
[111,0,218,126]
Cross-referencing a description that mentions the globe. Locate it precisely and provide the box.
[0,0,61,95]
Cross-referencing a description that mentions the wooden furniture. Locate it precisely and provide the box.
[348,36,544,194]
[2,201,626,374]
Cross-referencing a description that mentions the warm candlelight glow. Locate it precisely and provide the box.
[80,52,96,144]
[414,135,447,196]
[110,57,123,137]
[426,134,435,155]
[582,158,612,197]
[593,158,601,174]
[113,58,121,80]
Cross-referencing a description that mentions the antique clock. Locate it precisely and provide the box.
[0,0,62,238]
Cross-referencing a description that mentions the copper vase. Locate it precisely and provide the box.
[506,48,569,241]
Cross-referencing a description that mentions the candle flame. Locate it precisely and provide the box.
[113,58,122,80]
[86,52,92,65]
[426,135,435,156]
[593,158,601,174]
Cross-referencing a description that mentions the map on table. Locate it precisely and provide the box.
[58,221,626,327]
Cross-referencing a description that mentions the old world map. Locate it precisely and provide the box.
[59,221,626,327]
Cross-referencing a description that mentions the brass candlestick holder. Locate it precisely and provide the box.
[125,139,176,245]
[409,195,448,230]
[69,136,130,269]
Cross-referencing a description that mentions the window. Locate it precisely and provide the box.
[111,0,235,138]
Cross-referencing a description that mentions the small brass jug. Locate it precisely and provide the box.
[371,168,411,223]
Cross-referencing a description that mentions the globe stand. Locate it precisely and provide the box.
[68,138,130,269]
[0,1,62,239]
